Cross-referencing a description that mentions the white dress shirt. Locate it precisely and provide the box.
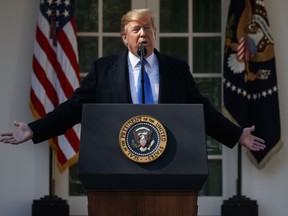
[127,51,159,104]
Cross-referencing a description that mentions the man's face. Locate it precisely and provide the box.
[121,18,156,58]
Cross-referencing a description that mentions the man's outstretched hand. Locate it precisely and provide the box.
[238,125,266,151]
[0,121,33,145]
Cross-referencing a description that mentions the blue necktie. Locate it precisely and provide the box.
[137,60,154,104]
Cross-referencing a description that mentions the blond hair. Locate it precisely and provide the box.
[120,8,156,35]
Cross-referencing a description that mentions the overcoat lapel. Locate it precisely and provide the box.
[154,50,174,103]
[108,50,133,103]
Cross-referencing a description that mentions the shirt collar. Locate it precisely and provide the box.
[128,51,155,68]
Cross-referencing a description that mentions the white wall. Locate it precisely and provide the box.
[0,1,50,216]
[0,0,287,216]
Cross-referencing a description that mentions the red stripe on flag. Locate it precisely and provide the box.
[36,26,75,99]
[32,55,59,107]
[65,128,80,152]
[57,28,80,81]
[50,137,68,166]
[30,89,46,118]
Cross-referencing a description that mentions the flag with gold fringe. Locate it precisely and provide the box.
[223,0,282,169]
[30,0,80,172]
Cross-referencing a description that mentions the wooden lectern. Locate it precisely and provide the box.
[78,104,208,216]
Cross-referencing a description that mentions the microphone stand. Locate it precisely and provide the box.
[138,43,147,104]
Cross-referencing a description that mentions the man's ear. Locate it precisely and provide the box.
[121,34,127,43]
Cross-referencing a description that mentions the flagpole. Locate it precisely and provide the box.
[236,144,242,196]
[49,147,54,196]
[221,144,258,216]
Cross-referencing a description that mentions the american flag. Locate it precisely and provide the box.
[30,0,80,172]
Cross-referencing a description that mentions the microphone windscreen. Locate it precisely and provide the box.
[137,43,147,58]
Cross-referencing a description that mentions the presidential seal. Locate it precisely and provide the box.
[119,115,167,163]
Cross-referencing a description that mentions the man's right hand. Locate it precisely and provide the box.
[0,121,33,145]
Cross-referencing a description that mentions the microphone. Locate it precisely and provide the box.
[137,43,147,58]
